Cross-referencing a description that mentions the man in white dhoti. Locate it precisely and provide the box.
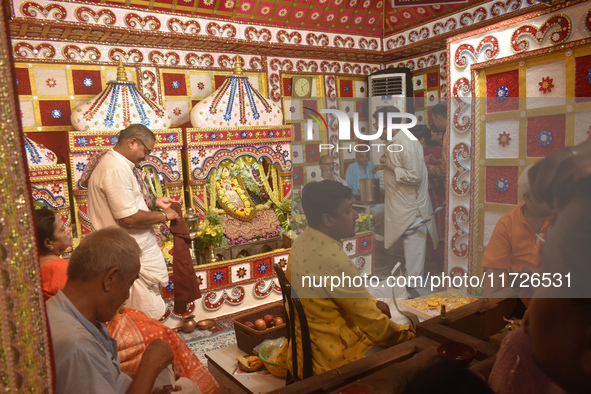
[85,124,180,319]
[375,107,438,297]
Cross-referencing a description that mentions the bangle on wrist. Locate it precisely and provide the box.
[160,211,168,222]
[152,197,158,209]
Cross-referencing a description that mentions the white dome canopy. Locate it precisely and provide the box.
[191,58,282,128]
[24,136,58,166]
[71,61,171,131]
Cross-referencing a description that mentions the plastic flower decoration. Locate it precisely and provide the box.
[537,130,552,147]
[195,211,224,249]
[495,178,509,193]
[356,212,374,233]
[496,85,509,101]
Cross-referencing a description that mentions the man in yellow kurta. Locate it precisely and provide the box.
[278,180,415,378]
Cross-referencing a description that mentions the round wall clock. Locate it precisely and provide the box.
[292,76,313,98]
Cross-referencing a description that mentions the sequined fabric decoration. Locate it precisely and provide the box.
[209,76,272,124]
[0,2,54,392]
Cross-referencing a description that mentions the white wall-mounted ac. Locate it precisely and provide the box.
[366,68,414,168]
[368,68,413,119]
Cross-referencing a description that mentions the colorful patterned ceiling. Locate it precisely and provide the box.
[76,0,472,37]
[384,1,467,36]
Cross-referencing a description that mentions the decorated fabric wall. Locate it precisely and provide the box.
[161,250,289,320]
[473,42,591,280]
[447,0,591,293]
[284,73,371,190]
[385,49,447,124]
[411,66,444,124]
[11,0,384,180]
[11,0,544,186]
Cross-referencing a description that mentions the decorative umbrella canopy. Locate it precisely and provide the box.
[71,60,171,131]
[190,57,283,128]
[24,135,58,166]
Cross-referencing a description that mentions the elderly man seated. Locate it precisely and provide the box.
[481,166,553,297]
[46,227,200,394]
[278,180,414,378]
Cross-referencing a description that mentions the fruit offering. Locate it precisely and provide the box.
[254,319,267,331]
[242,313,286,331]
[263,314,275,327]
[243,321,255,329]
[236,355,263,372]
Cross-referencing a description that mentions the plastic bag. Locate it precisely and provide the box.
[253,337,286,362]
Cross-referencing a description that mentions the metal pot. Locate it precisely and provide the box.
[359,178,380,202]
[181,315,197,333]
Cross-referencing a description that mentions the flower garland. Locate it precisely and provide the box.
[256,201,273,211]
[142,167,165,199]
[254,162,282,207]
[271,165,281,199]
[161,240,174,264]
[209,169,217,211]
[216,175,256,221]
[250,166,269,200]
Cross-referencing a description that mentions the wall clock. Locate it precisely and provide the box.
[292,76,313,98]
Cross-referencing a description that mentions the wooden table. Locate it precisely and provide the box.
[206,344,286,394]
[417,297,525,359]
[267,337,442,394]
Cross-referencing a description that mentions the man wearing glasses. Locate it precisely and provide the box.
[316,155,349,187]
[85,124,180,320]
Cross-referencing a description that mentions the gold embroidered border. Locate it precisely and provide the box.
[0,2,53,391]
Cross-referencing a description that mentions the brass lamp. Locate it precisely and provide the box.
[184,207,199,264]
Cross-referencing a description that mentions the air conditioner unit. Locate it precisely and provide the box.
[368,67,414,119]
[366,68,414,168]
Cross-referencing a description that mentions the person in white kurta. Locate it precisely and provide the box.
[87,124,179,320]
[379,120,438,290]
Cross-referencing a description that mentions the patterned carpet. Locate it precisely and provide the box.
[178,317,236,367]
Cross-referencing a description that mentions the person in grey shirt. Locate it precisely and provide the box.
[46,227,199,394]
